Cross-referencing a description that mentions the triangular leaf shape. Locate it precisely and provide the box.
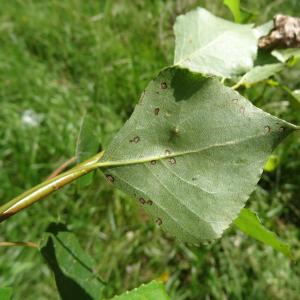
[100,67,297,243]
[174,7,258,78]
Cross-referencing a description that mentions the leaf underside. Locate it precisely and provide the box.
[102,67,295,243]
[173,7,257,78]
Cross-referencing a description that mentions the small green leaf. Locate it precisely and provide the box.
[253,21,273,39]
[234,209,292,258]
[234,63,284,88]
[41,223,105,300]
[224,0,241,23]
[174,7,258,78]
[110,281,170,300]
[101,67,297,243]
[75,115,100,187]
[264,154,279,172]
[290,90,300,105]
[0,288,12,300]
[272,48,300,63]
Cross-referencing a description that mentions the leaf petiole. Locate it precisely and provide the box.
[0,151,104,223]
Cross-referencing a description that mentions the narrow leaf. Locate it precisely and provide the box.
[101,67,297,243]
[0,288,12,300]
[75,115,100,187]
[110,281,170,300]
[272,48,300,63]
[41,223,104,300]
[234,63,284,88]
[174,7,258,78]
[234,209,292,258]
[224,0,241,23]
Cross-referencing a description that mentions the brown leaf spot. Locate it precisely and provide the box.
[150,160,156,165]
[147,200,153,205]
[161,82,168,89]
[130,136,140,143]
[105,174,114,183]
[232,98,238,104]
[165,149,171,156]
[154,108,160,115]
[155,218,162,225]
[169,157,176,165]
[139,197,146,204]
[264,125,271,133]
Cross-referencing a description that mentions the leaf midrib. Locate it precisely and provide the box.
[98,132,269,168]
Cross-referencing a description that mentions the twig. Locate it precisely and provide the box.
[0,241,38,248]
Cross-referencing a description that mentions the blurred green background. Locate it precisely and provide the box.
[0,0,300,299]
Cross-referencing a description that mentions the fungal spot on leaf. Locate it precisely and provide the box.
[232,98,238,104]
[105,174,115,183]
[155,218,162,225]
[154,108,160,115]
[169,157,176,165]
[156,91,160,95]
[147,200,153,205]
[139,197,146,205]
[264,125,271,133]
[240,106,245,114]
[150,160,156,165]
[161,82,168,89]
[130,136,140,143]
[165,149,171,156]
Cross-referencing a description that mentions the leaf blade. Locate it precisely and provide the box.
[101,67,296,243]
[234,63,284,88]
[41,223,105,300]
[110,281,170,300]
[234,208,292,258]
[173,7,258,78]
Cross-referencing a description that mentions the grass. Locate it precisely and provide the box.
[0,0,300,299]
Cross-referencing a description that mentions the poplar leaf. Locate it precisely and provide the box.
[174,7,257,78]
[101,67,297,243]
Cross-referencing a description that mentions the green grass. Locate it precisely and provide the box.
[0,0,300,299]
